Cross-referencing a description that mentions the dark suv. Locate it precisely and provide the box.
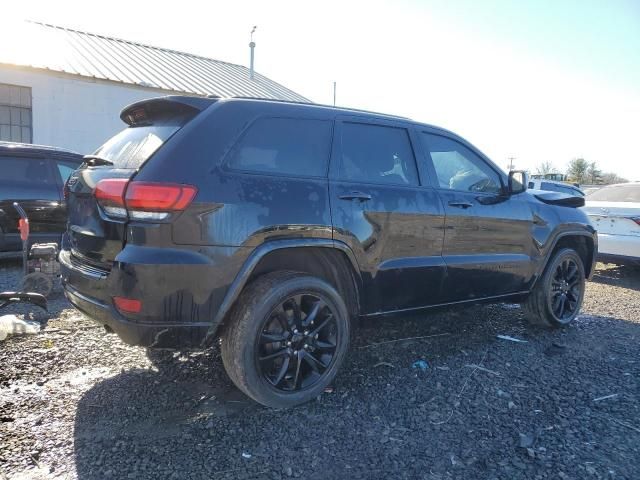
[1,142,82,255]
[61,96,597,407]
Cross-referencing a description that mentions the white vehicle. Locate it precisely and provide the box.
[528,178,585,197]
[583,183,640,265]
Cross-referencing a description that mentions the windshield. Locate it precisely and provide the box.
[587,184,640,203]
[92,113,191,169]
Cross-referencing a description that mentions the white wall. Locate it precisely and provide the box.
[0,65,174,154]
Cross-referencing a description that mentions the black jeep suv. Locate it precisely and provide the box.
[60,96,597,407]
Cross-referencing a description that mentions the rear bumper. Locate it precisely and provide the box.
[597,233,640,263]
[59,244,240,348]
[63,284,209,348]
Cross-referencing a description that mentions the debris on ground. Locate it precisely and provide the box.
[464,364,500,376]
[0,314,40,341]
[411,359,429,370]
[593,393,619,402]
[496,334,528,343]
[359,332,450,349]
[373,361,395,368]
[518,433,535,448]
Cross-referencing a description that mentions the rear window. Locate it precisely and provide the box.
[0,156,55,185]
[588,184,640,203]
[92,112,193,169]
[227,117,333,177]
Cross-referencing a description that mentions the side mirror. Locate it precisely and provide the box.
[508,170,528,195]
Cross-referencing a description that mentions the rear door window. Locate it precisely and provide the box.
[227,117,333,177]
[339,122,419,186]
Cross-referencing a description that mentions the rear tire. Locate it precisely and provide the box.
[221,272,350,408]
[522,248,585,328]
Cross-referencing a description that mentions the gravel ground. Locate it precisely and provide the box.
[1,259,639,480]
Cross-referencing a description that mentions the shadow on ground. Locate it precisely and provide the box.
[590,263,640,292]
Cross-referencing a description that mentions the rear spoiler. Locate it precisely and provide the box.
[120,96,218,126]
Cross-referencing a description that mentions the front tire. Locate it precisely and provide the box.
[522,248,586,327]
[221,272,350,408]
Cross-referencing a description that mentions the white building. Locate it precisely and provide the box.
[0,21,309,155]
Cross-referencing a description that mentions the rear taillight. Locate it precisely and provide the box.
[632,217,640,227]
[125,182,197,220]
[94,179,197,221]
[95,178,128,218]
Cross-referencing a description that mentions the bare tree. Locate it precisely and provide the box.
[600,172,628,185]
[535,161,556,175]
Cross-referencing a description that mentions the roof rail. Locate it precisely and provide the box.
[229,96,410,120]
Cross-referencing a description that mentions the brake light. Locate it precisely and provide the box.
[113,296,142,314]
[95,179,128,218]
[125,183,197,211]
[632,217,640,227]
[94,179,197,221]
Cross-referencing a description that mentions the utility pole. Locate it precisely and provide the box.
[249,26,257,80]
[507,156,516,171]
[333,81,336,106]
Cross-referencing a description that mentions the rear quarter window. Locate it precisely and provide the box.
[226,117,333,177]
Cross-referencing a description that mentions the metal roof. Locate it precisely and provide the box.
[0,21,311,103]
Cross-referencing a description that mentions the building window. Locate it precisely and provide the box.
[0,83,32,143]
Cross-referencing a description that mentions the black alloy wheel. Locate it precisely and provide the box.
[549,257,582,322]
[257,294,338,392]
[522,247,586,328]
[221,272,350,408]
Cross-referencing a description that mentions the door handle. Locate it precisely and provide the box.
[339,191,372,202]
[448,201,473,209]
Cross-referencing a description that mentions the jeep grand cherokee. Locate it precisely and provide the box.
[61,96,597,407]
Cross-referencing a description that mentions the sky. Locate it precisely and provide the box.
[5,0,640,180]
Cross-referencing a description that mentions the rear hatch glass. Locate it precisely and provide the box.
[66,103,198,269]
[92,112,191,169]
